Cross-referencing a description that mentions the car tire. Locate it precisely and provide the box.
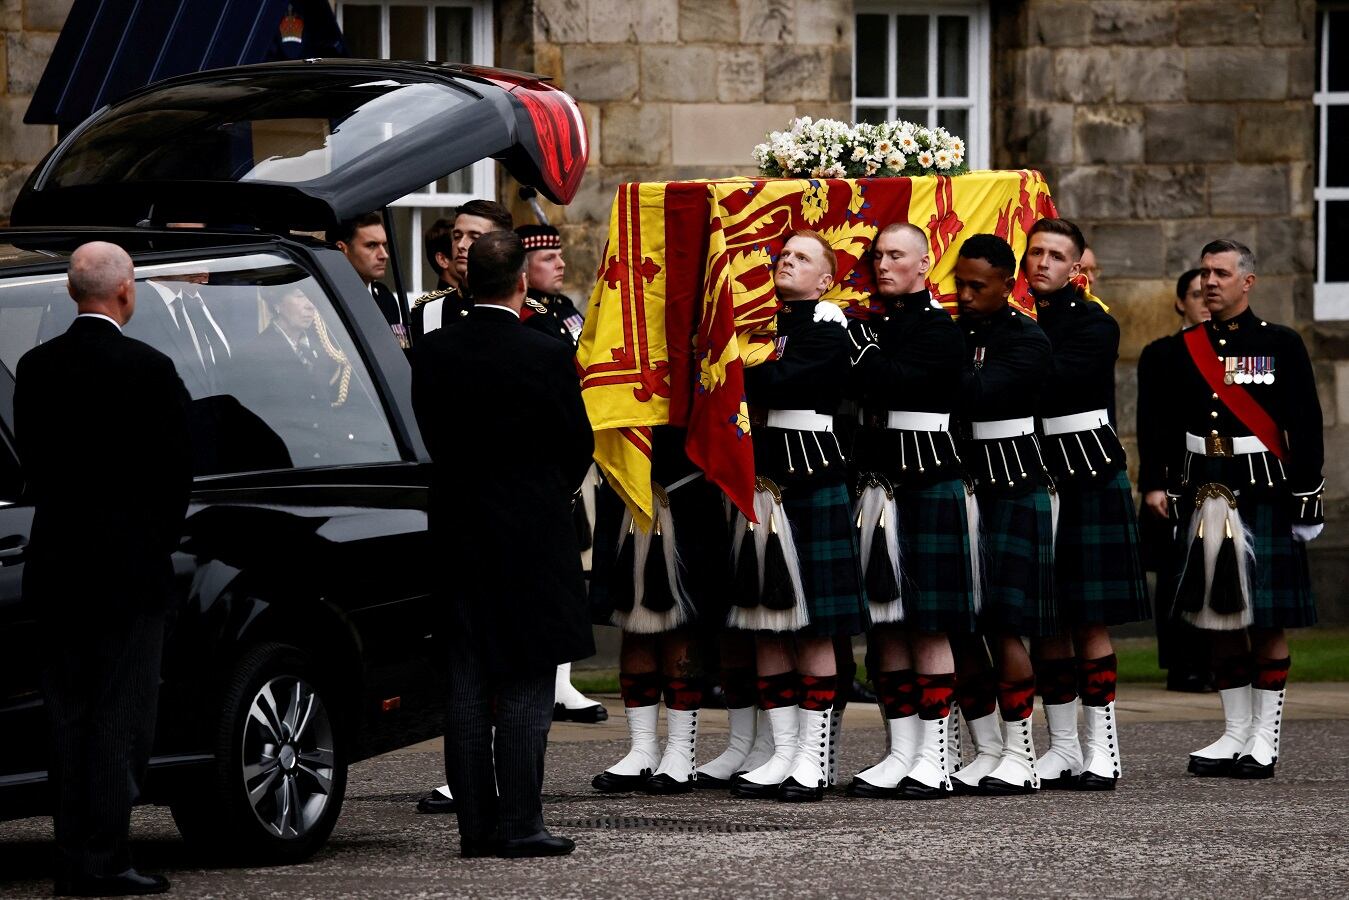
[171,642,347,863]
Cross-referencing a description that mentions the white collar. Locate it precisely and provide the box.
[474,302,520,319]
[76,312,122,331]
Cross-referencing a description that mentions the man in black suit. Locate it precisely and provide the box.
[336,212,409,348]
[411,231,594,858]
[14,241,192,896]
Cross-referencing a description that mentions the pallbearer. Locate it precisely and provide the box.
[1024,219,1149,791]
[728,230,869,802]
[1162,240,1323,780]
[951,234,1055,796]
[844,223,976,799]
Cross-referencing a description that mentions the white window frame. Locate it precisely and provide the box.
[852,2,991,170]
[336,0,495,294]
[1315,6,1349,319]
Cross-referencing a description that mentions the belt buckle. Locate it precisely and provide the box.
[1204,434,1231,457]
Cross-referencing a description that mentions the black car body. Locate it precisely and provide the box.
[0,59,587,860]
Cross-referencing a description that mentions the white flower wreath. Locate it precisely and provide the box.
[752,116,969,179]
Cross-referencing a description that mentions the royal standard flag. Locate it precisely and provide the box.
[576,170,1058,529]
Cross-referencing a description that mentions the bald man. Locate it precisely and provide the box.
[15,241,191,896]
[845,223,975,800]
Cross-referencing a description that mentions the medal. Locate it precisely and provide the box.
[1223,355,1234,385]
[973,346,986,370]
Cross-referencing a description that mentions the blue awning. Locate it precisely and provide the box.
[25,0,346,126]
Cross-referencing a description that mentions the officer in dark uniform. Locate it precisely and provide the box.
[1155,239,1323,780]
[1023,219,1149,792]
[516,224,586,346]
[950,234,1055,796]
[844,222,974,801]
[409,200,512,343]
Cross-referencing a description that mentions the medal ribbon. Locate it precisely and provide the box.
[1182,326,1287,461]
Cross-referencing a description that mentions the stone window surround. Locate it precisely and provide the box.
[852,0,991,169]
[335,0,495,295]
[1316,4,1348,320]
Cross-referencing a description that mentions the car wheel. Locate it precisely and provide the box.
[171,642,347,863]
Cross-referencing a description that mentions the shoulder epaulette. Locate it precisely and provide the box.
[525,298,549,314]
[413,287,456,309]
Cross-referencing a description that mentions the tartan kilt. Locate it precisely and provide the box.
[782,478,869,638]
[895,478,978,634]
[976,486,1057,638]
[1172,487,1316,629]
[1053,470,1151,625]
[587,478,733,630]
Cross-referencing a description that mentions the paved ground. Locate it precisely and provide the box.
[3,685,1348,898]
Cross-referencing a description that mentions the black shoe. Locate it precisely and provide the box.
[461,837,503,858]
[416,789,456,814]
[1167,671,1214,693]
[691,773,732,789]
[644,772,694,794]
[554,702,609,723]
[846,777,897,799]
[979,775,1036,796]
[849,679,878,704]
[950,777,986,796]
[897,777,950,800]
[1229,755,1275,779]
[1038,768,1079,790]
[498,832,575,858]
[1187,755,1236,777]
[56,869,170,897]
[730,775,781,799]
[591,769,651,793]
[778,776,825,802]
[1076,771,1118,791]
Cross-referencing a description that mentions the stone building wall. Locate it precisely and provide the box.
[497,0,856,293]
[0,0,68,219]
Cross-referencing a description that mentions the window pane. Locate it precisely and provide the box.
[938,108,969,139]
[1330,11,1349,92]
[436,6,473,62]
[856,106,890,125]
[895,106,930,126]
[895,15,929,98]
[390,5,428,61]
[1328,106,1349,187]
[342,4,381,59]
[1325,201,1349,281]
[436,165,473,195]
[855,14,888,97]
[937,16,969,97]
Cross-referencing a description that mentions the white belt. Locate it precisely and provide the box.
[970,417,1035,441]
[1042,409,1110,436]
[885,410,950,432]
[1185,432,1268,457]
[767,409,834,432]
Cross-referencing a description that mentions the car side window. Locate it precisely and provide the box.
[0,251,401,478]
[125,255,401,475]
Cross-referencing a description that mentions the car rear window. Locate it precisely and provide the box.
[0,252,401,476]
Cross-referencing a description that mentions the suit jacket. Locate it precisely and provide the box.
[14,316,193,619]
[411,305,595,675]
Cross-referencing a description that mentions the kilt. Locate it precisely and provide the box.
[1172,485,1316,629]
[588,477,733,631]
[896,478,977,634]
[1053,470,1150,626]
[976,486,1057,638]
[782,479,869,638]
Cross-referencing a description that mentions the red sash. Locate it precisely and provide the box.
[1182,326,1287,461]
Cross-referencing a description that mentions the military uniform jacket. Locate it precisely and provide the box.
[743,299,851,485]
[410,285,472,343]
[848,289,965,487]
[1034,283,1126,483]
[1157,308,1325,525]
[959,304,1053,494]
[522,289,585,347]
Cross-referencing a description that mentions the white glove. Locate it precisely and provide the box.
[813,300,847,328]
[1292,524,1323,543]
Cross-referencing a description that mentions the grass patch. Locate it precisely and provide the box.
[573,628,1349,692]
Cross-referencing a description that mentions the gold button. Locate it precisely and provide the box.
[1211,429,1219,436]
[1211,392,1219,400]
[1218,339,1226,346]
[459,309,468,317]
[1210,411,1219,418]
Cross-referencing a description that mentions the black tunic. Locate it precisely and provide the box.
[1034,283,1125,482]
[409,286,473,343]
[848,288,964,487]
[522,288,585,347]
[958,304,1053,495]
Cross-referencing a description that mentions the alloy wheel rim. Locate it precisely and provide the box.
[241,675,336,839]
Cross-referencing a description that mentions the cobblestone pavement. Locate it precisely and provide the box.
[3,686,1348,899]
